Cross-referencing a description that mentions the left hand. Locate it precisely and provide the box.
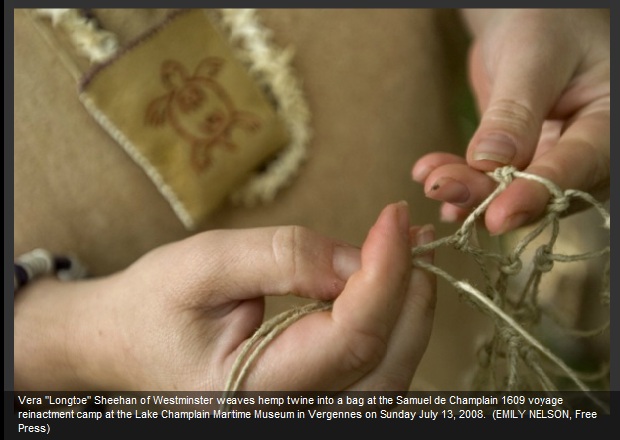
[412,9,609,235]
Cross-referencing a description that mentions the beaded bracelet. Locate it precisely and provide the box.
[14,248,88,294]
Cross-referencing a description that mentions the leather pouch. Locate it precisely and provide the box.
[79,9,290,229]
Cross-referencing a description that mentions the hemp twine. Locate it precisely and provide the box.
[223,166,610,412]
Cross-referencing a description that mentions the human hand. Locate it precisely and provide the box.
[412,9,609,235]
[15,202,436,391]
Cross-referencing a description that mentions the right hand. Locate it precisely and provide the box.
[15,202,437,392]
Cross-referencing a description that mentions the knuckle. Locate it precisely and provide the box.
[341,330,387,375]
[271,225,309,283]
[483,98,538,135]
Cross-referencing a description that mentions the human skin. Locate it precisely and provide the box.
[14,202,436,391]
[413,9,610,235]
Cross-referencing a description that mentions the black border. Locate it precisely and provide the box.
[6,1,616,437]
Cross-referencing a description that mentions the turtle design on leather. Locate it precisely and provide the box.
[146,57,262,171]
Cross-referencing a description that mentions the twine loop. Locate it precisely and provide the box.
[500,255,522,275]
[534,245,554,273]
[548,193,571,214]
[490,165,516,185]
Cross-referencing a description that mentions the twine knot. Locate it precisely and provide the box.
[454,229,470,250]
[500,256,522,275]
[547,194,570,214]
[490,165,517,185]
[534,245,554,272]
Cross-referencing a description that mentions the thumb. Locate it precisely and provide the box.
[160,226,362,306]
[466,30,577,171]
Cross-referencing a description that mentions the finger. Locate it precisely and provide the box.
[347,224,437,391]
[466,25,578,172]
[484,105,609,235]
[412,152,466,183]
[174,226,362,306]
[411,155,478,224]
[237,202,412,390]
[439,203,470,224]
[422,163,498,211]
[331,201,411,343]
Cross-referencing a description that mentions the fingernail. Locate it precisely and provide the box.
[473,133,517,164]
[333,244,361,280]
[426,177,470,204]
[417,224,435,246]
[396,200,410,238]
[492,212,530,236]
[415,224,435,262]
[408,226,421,247]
